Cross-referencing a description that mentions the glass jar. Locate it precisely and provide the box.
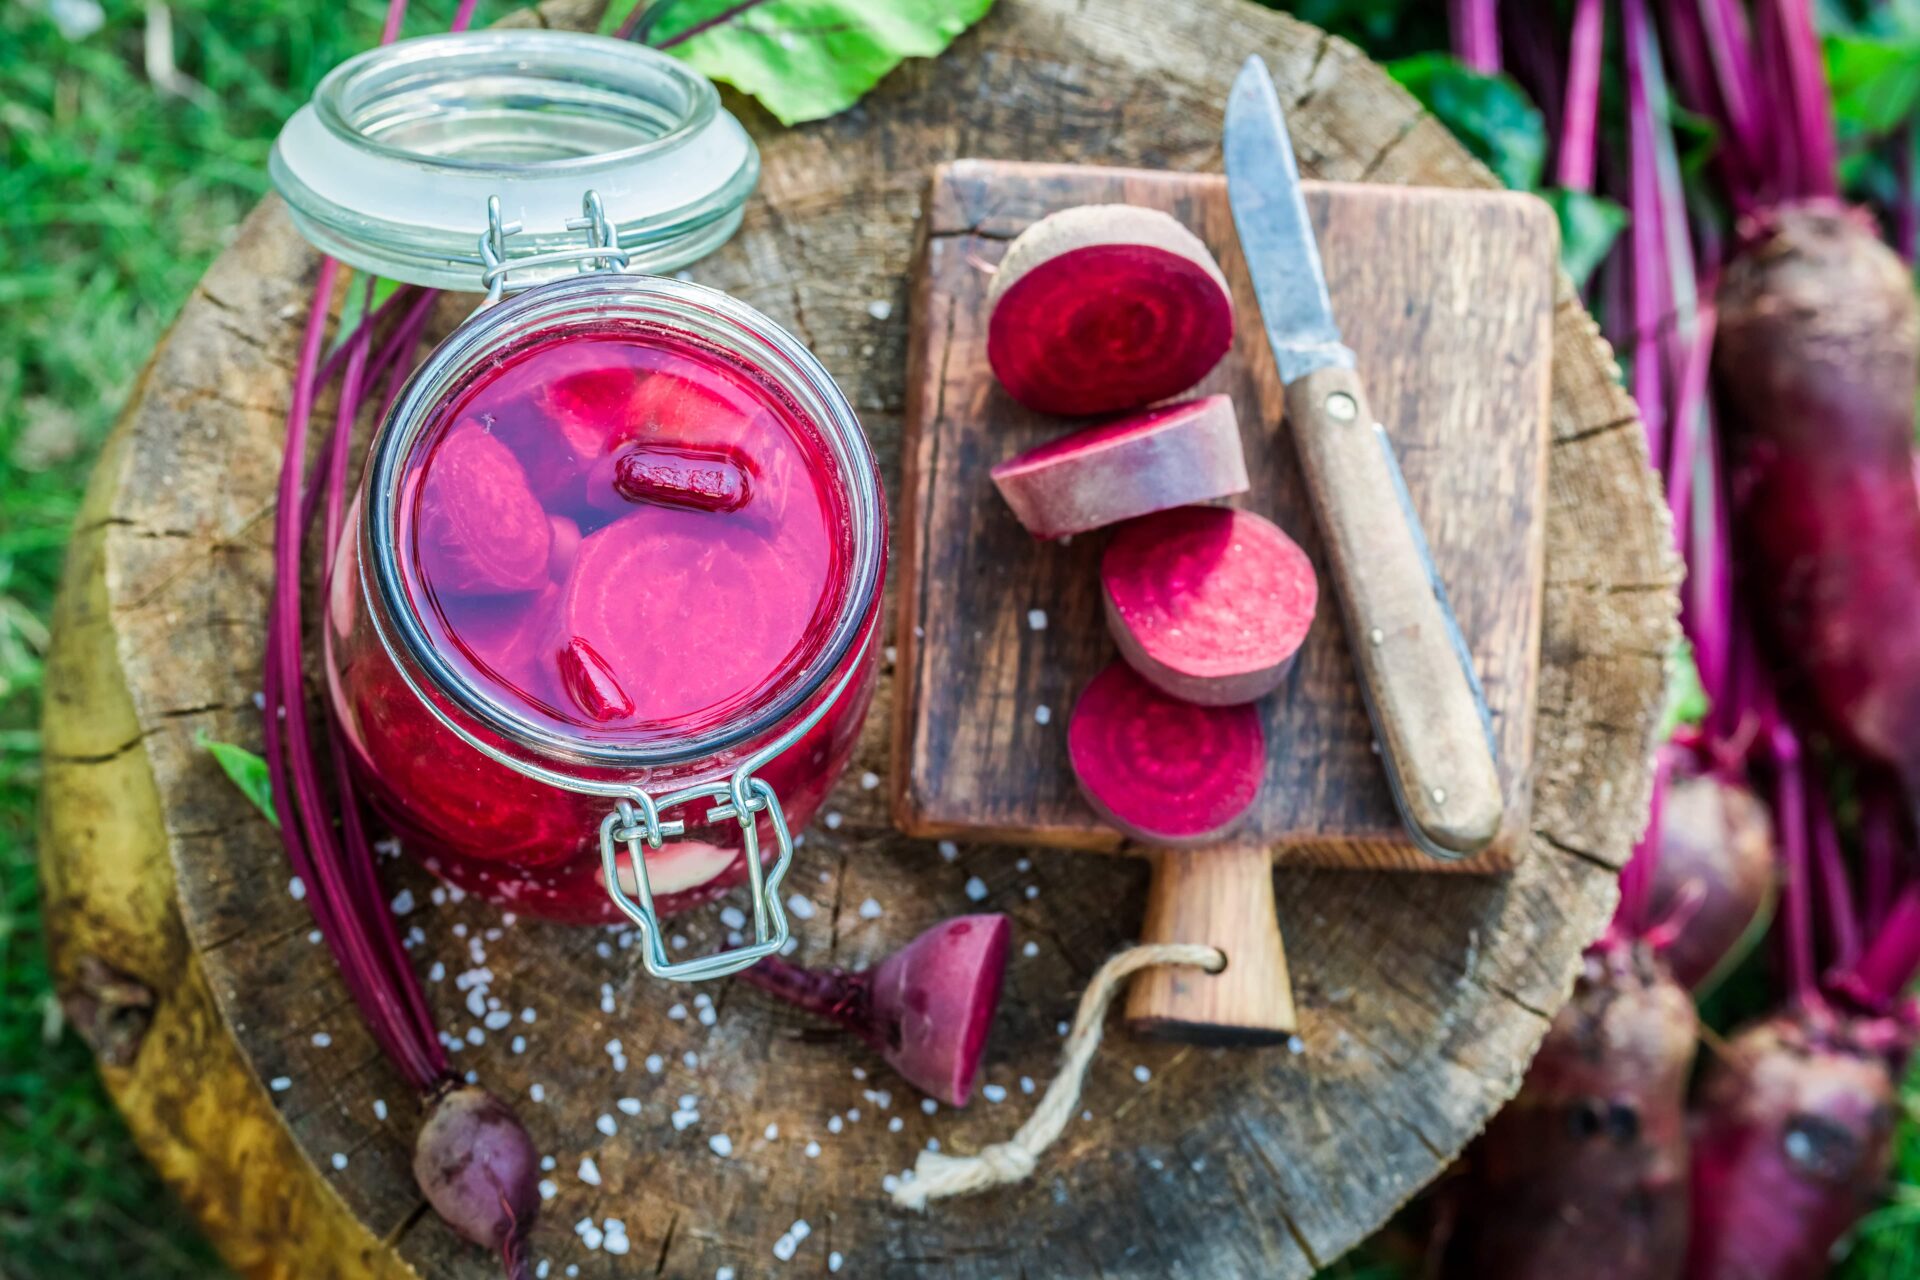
[277,32,884,981]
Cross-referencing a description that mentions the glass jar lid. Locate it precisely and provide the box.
[270,30,759,290]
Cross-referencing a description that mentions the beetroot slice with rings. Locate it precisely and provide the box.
[987,204,1235,416]
[1067,661,1266,845]
[990,394,1249,538]
[553,507,822,728]
[1102,506,1318,705]
[415,421,552,596]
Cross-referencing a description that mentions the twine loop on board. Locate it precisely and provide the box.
[889,942,1225,1211]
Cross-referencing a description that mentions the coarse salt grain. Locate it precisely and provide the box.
[982,1084,1007,1103]
[804,1141,821,1158]
[786,894,817,920]
[829,1252,844,1272]
[288,877,306,901]
[373,1098,387,1120]
[1027,608,1048,631]
[938,840,958,861]
[331,1153,347,1170]
[858,897,883,919]
[888,1116,904,1132]
[511,1035,526,1054]
[1034,705,1052,725]
[538,1178,557,1200]
[964,876,988,901]
[1022,940,1039,958]
[645,1054,664,1073]
[389,888,413,914]
[596,1114,617,1137]
[1020,1076,1036,1094]
[617,1097,641,1116]
[824,811,843,830]
[269,1076,291,1092]
[860,771,880,790]
[764,1122,779,1140]
[921,1098,938,1115]
[827,1115,843,1134]
[577,1157,601,1186]
[709,1133,733,1157]
[667,1003,687,1021]
[311,1032,331,1047]
[719,905,747,929]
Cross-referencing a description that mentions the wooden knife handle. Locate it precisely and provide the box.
[1125,845,1294,1045]
[1284,365,1504,856]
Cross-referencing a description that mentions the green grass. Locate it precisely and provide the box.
[0,5,506,1276]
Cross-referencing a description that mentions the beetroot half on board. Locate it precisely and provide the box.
[414,421,552,596]
[1102,506,1317,705]
[987,205,1235,416]
[1067,660,1266,844]
[989,394,1250,539]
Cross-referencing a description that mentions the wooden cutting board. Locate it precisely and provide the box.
[893,160,1557,875]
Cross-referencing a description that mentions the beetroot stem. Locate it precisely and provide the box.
[1556,0,1603,191]
[1448,0,1502,75]
[1847,883,1920,1007]
[1770,723,1819,1005]
[1809,778,1861,973]
[736,958,876,1044]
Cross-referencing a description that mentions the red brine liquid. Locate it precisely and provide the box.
[328,324,878,922]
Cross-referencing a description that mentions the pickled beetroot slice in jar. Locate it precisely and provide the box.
[415,421,552,595]
[554,506,824,727]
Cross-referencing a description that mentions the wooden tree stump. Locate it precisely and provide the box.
[39,1,1676,1276]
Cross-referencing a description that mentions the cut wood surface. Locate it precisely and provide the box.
[894,162,1555,873]
[38,0,1677,1277]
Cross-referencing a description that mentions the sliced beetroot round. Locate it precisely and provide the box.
[554,507,823,729]
[1102,506,1317,705]
[987,204,1235,416]
[1067,660,1266,845]
[990,394,1249,538]
[415,421,552,596]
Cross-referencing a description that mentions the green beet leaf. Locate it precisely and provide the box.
[197,732,278,828]
[1824,33,1920,141]
[1387,52,1546,192]
[602,0,996,125]
[1543,188,1628,291]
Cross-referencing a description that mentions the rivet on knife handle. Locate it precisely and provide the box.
[1284,365,1504,856]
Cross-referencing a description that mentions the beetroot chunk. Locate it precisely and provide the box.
[1102,506,1317,705]
[738,914,1011,1106]
[1067,660,1265,844]
[987,205,1235,416]
[588,441,754,515]
[416,422,552,596]
[1646,771,1776,992]
[1448,946,1696,1280]
[990,395,1250,538]
[1685,1014,1899,1280]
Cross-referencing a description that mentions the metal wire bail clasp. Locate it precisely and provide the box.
[598,771,795,982]
[471,190,632,306]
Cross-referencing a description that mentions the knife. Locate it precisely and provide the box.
[1225,55,1504,859]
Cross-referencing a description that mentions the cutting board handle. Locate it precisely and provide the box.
[1124,846,1295,1044]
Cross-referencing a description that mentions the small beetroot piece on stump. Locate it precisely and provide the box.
[1685,1013,1901,1280]
[1068,661,1266,844]
[1102,506,1317,705]
[1447,945,1697,1280]
[989,395,1249,538]
[987,205,1235,416]
[416,422,552,596]
[1645,770,1776,991]
[739,915,1011,1106]
[414,1083,541,1275]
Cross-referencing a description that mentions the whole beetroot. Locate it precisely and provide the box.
[1646,771,1776,991]
[1685,1013,1900,1280]
[413,1084,541,1276]
[1447,945,1697,1279]
[1714,204,1920,791]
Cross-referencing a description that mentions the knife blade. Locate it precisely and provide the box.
[1225,55,1504,860]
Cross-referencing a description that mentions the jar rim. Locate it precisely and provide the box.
[363,274,884,772]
